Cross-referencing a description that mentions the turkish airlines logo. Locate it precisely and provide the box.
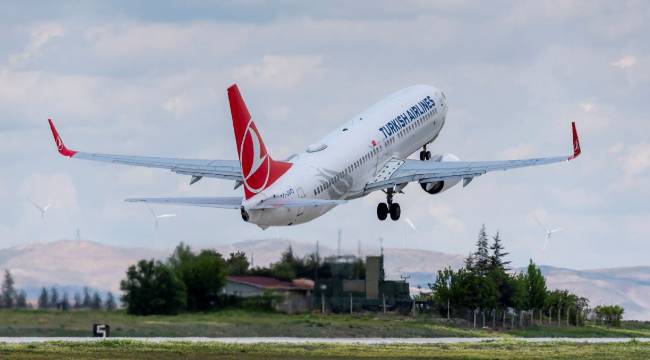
[55,133,64,152]
[239,120,270,194]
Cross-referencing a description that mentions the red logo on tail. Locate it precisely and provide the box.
[228,85,291,199]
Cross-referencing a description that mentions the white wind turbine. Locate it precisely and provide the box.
[533,216,563,250]
[29,199,51,220]
[145,204,176,229]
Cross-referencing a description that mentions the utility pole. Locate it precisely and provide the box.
[382,294,386,314]
[349,293,353,315]
[337,229,342,257]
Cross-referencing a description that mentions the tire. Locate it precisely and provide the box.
[419,151,425,161]
[389,203,401,221]
[425,151,432,160]
[377,203,388,221]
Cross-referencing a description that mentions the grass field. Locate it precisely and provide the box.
[1,309,650,338]
[2,340,650,359]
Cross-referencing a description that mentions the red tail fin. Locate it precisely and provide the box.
[228,84,292,200]
[568,121,581,161]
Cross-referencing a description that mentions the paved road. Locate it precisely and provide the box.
[2,337,650,344]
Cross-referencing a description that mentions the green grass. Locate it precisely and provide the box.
[0,309,649,338]
[2,340,650,359]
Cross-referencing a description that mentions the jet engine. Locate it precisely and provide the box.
[420,153,461,194]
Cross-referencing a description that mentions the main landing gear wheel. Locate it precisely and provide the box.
[377,203,388,221]
[389,203,401,221]
[377,189,401,221]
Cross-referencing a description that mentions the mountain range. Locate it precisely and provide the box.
[0,239,649,320]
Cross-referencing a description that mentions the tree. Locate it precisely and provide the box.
[430,267,454,315]
[489,231,510,270]
[91,292,103,310]
[38,287,49,309]
[49,287,59,309]
[73,293,82,309]
[525,260,546,310]
[120,259,187,315]
[16,290,28,308]
[473,225,491,275]
[594,305,624,327]
[82,287,92,308]
[105,292,117,310]
[61,292,71,311]
[226,251,250,275]
[169,245,227,311]
[1,269,16,308]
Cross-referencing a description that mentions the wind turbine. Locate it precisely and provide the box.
[29,199,50,220]
[533,216,563,250]
[404,218,417,231]
[145,204,176,229]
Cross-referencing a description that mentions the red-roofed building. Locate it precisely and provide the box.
[223,276,314,313]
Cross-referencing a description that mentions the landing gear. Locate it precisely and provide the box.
[377,203,388,221]
[377,189,401,221]
[389,203,401,221]
[419,145,431,161]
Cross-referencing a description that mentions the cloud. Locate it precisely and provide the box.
[232,55,324,89]
[162,95,192,116]
[579,102,594,112]
[499,144,534,159]
[8,23,65,67]
[611,55,637,69]
[428,203,464,233]
[619,143,650,176]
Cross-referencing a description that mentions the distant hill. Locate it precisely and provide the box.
[0,240,167,297]
[1,239,649,320]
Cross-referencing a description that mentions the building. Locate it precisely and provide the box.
[314,254,411,313]
[223,276,314,314]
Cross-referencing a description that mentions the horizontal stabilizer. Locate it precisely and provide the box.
[125,197,242,209]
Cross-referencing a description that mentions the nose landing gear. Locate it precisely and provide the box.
[377,189,401,221]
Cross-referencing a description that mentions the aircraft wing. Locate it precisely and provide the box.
[126,197,243,209]
[365,122,581,192]
[48,119,242,181]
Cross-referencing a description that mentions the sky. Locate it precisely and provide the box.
[0,1,648,270]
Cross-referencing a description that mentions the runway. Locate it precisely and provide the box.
[2,337,650,344]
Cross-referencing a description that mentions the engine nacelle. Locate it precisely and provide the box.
[420,153,461,194]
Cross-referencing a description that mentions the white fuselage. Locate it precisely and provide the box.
[243,85,448,227]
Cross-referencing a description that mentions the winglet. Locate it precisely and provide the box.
[568,121,581,161]
[48,119,77,158]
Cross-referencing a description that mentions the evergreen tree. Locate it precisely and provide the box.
[91,292,102,310]
[463,252,475,271]
[82,287,92,308]
[38,287,49,309]
[61,292,70,311]
[489,231,510,270]
[105,292,116,310]
[1,269,16,308]
[473,225,490,275]
[16,290,28,308]
[525,259,547,309]
[226,251,250,275]
[73,293,82,309]
[49,287,59,309]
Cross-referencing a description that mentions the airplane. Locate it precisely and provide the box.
[48,84,581,229]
